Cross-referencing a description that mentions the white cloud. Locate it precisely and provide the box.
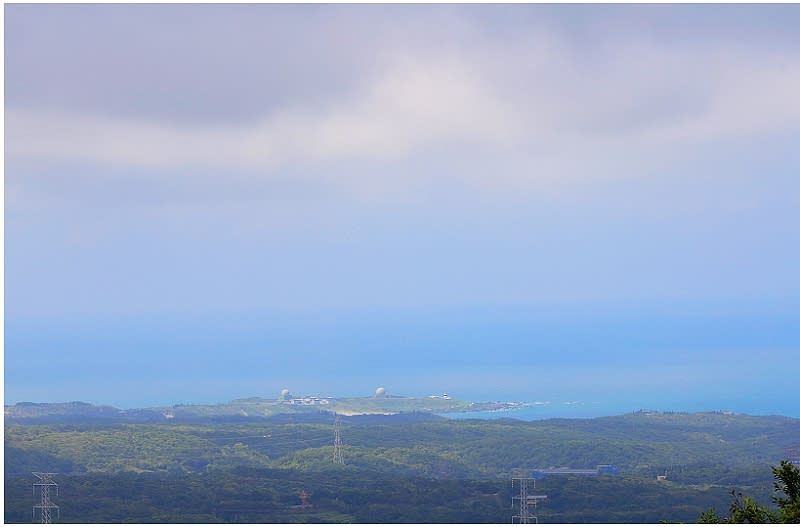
[5,54,518,170]
[6,32,800,190]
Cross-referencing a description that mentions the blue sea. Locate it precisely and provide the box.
[439,398,800,421]
[5,307,799,416]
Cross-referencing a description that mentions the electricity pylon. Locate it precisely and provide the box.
[33,472,60,524]
[512,477,547,524]
[333,413,344,465]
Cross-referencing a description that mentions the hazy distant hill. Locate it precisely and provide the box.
[4,396,486,424]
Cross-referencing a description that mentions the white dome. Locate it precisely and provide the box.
[280,388,290,397]
[375,387,386,397]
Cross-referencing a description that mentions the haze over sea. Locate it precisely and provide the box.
[6,301,798,417]
[4,5,800,418]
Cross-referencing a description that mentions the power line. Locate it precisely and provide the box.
[33,472,60,524]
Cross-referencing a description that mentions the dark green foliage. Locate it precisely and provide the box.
[698,508,725,523]
[4,446,79,477]
[5,468,742,524]
[728,490,777,523]
[773,461,800,523]
[8,412,797,478]
[695,461,800,523]
[5,412,799,523]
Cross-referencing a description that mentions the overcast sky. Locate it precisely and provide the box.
[5,5,799,411]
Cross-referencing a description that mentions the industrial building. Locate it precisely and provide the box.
[530,465,619,479]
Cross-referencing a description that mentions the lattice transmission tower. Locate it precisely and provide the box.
[32,472,60,524]
[333,413,344,465]
[512,477,547,524]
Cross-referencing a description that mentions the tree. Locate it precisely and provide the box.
[728,490,777,524]
[697,461,800,524]
[772,461,800,523]
[697,508,725,524]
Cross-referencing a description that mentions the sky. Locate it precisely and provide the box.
[4,4,800,415]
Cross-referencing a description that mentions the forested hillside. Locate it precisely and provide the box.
[5,411,798,523]
[6,467,764,524]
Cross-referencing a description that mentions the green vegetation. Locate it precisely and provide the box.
[698,461,800,523]
[7,412,797,478]
[4,467,750,523]
[4,396,479,422]
[5,410,799,523]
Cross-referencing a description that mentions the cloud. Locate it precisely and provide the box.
[5,10,800,198]
[5,54,518,171]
